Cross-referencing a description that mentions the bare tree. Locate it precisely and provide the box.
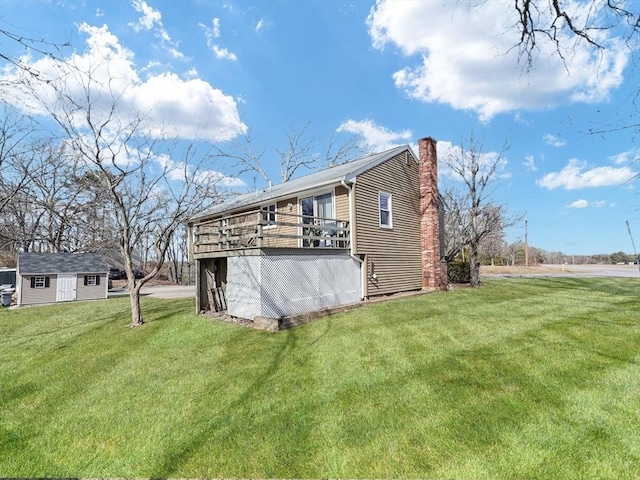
[0,105,45,214]
[0,26,71,84]
[510,0,639,66]
[15,60,224,327]
[214,122,362,186]
[509,1,640,135]
[442,133,521,286]
[166,223,189,284]
[505,241,526,266]
[479,208,506,265]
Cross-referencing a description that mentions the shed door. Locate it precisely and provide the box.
[57,274,77,302]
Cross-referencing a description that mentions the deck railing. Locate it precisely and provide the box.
[192,209,350,254]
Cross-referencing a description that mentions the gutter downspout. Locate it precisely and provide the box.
[341,178,366,299]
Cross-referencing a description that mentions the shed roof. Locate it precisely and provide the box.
[18,253,108,275]
[190,144,416,221]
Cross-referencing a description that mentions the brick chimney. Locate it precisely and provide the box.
[419,136,442,289]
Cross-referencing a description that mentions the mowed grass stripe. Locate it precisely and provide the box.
[0,278,639,478]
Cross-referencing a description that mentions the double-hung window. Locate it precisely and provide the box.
[379,192,393,229]
[262,204,277,227]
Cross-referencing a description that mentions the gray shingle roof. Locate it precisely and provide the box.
[18,253,108,275]
[191,144,415,221]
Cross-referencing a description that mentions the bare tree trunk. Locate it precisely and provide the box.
[129,283,144,327]
[470,241,480,287]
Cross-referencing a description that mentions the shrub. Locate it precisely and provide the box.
[448,261,470,283]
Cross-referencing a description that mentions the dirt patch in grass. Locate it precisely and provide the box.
[481,265,561,275]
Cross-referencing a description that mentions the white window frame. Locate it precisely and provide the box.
[86,275,97,286]
[299,189,335,247]
[379,191,393,229]
[34,276,47,288]
[262,203,277,229]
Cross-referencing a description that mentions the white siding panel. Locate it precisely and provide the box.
[227,254,361,320]
[226,256,262,320]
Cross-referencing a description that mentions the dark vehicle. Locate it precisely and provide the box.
[133,268,145,279]
[109,267,125,280]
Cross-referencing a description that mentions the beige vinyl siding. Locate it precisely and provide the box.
[354,151,422,296]
[20,275,57,305]
[335,185,349,222]
[263,197,299,248]
[76,273,108,301]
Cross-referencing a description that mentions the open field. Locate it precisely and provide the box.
[1,278,639,478]
[482,263,640,278]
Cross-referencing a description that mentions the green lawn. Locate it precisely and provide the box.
[1,278,639,478]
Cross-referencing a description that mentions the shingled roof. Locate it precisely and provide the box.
[17,253,108,275]
[190,144,416,222]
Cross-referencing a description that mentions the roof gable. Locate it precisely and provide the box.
[191,144,416,221]
[17,253,108,275]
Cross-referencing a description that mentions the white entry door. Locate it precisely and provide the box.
[56,274,77,302]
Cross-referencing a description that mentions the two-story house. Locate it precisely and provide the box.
[187,136,445,326]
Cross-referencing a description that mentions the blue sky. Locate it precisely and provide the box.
[0,0,638,255]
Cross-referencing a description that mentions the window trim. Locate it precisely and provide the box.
[85,275,98,286]
[32,276,50,288]
[379,191,393,229]
[299,190,335,247]
[262,203,277,229]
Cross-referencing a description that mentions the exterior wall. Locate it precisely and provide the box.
[76,273,108,301]
[19,274,57,305]
[335,185,350,220]
[263,196,299,248]
[18,273,107,305]
[354,151,422,296]
[226,251,361,320]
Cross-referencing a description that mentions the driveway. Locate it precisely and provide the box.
[109,284,194,299]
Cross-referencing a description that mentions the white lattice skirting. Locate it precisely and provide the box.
[226,253,361,320]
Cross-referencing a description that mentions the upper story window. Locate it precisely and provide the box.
[379,191,392,229]
[262,204,277,227]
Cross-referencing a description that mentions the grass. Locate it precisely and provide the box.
[1,277,640,478]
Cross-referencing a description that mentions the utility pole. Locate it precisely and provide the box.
[525,219,529,267]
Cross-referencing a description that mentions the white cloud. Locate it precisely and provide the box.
[212,18,222,38]
[0,23,246,143]
[609,148,640,165]
[129,0,184,59]
[154,152,244,187]
[336,119,412,151]
[568,199,589,208]
[523,154,537,172]
[256,19,265,32]
[129,0,162,32]
[212,46,238,61]
[537,158,635,190]
[543,133,567,147]
[200,19,238,61]
[367,0,629,121]
[567,199,607,208]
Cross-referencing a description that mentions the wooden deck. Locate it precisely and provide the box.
[191,209,350,258]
